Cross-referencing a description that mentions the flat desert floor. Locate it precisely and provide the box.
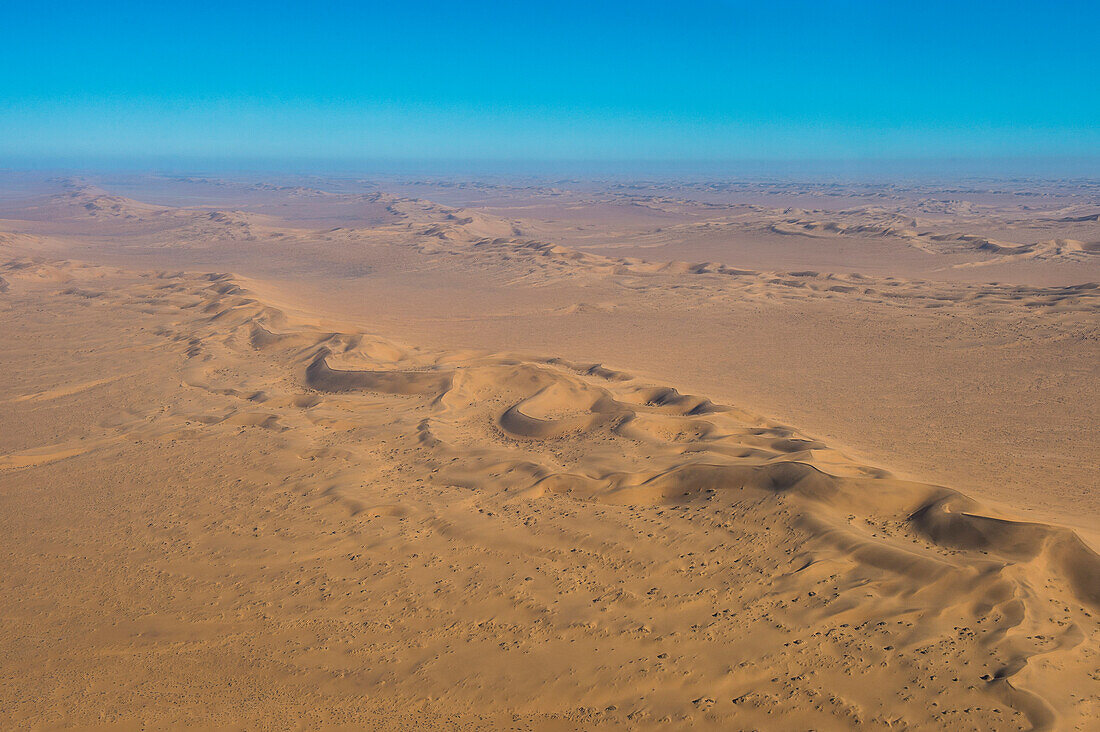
[0,172,1097,729]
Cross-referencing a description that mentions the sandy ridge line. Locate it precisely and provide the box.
[406,216,1100,313]
[165,266,1100,728]
[3,257,1099,728]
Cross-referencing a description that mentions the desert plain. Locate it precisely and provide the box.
[0,171,1097,729]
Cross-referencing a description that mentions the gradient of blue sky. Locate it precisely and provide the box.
[0,0,1097,164]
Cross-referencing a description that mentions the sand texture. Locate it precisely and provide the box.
[0,174,1097,729]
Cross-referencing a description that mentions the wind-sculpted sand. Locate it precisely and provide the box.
[0,174,1097,729]
[1,259,1097,729]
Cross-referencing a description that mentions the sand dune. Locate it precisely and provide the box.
[1,258,1097,728]
[0,174,1098,729]
[764,215,1097,265]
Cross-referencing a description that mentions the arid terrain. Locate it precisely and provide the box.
[0,171,1097,729]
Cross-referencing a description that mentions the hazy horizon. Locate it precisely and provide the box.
[3,155,1099,184]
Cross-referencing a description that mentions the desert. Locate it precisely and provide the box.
[0,171,1097,729]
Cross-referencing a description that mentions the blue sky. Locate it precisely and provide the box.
[0,0,1097,168]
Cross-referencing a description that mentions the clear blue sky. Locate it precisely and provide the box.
[0,0,1097,168]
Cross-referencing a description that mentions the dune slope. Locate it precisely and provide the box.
[1,259,1097,729]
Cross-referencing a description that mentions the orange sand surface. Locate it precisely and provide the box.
[1,174,1097,728]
